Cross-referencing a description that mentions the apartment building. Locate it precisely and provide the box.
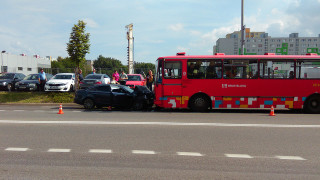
[214,30,320,55]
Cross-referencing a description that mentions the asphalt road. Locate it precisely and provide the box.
[0,104,320,179]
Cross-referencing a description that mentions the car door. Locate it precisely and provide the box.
[111,86,133,108]
[93,85,112,106]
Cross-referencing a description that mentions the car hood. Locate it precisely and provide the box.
[19,80,38,84]
[46,79,72,84]
[0,79,11,83]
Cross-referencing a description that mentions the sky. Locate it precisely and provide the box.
[1,0,320,64]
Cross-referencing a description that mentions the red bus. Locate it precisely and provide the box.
[154,52,320,113]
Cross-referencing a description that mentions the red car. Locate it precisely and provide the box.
[125,74,146,89]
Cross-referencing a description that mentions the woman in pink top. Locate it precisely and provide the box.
[112,70,120,82]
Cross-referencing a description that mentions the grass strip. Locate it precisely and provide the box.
[0,92,75,103]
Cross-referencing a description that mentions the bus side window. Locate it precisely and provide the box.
[164,61,182,79]
[206,60,222,79]
[260,60,294,79]
[296,60,320,79]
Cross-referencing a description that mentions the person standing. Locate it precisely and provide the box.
[112,70,119,82]
[146,69,153,91]
[91,68,96,74]
[119,70,128,85]
[78,69,84,82]
[38,68,47,91]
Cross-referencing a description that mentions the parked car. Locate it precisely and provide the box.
[80,74,110,89]
[15,73,53,91]
[125,74,146,89]
[45,73,75,92]
[0,73,26,91]
[74,84,154,110]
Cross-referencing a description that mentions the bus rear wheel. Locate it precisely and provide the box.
[304,95,320,114]
[190,95,210,112]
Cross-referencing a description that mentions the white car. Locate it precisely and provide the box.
[45,73,75,92]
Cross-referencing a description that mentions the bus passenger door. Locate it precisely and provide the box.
[161,60,183,108]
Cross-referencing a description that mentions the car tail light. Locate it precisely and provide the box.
[95,81,102,84]
[80,81,84,84]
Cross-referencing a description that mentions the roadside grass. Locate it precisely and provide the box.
[0,92,75,103]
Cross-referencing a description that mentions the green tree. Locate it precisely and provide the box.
[51,57,77,74]
[66,20,90,90]
[134,62,155,76]
[93,55,127,76]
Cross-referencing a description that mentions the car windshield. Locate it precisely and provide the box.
[53,75,72,79]
[122,85,134,93]
[85,75,101,79]
[0,74,14,79]
[128,75,141,81]
[24,74,38,80]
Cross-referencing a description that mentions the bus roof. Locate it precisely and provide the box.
[158,52,320,60]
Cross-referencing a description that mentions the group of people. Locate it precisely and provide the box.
[82,68,154,91]
[110,70,128,85]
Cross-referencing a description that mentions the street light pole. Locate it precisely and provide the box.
[241,0,245,55]
[1,51,5,73]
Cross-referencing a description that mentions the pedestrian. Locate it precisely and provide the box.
[110,76,119,84]
[38,68,47,91]
[119,70,128,85]
[112,70,119,82]
[146,69,153,91]
[78,69,84,82]
[91,68,96,74]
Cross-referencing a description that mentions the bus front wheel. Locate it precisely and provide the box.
[189,95,210,112]
[304,95,320,114]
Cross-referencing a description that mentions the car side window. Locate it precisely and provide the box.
[111,87,126,93]
[96,85,111,92]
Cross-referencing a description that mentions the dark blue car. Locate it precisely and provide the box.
[16,73,53,91]
[0,73,26,91]
[74,84,154,110]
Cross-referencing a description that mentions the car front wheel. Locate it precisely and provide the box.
[83,98,95,109]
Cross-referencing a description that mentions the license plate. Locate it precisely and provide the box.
[50,87,60,90]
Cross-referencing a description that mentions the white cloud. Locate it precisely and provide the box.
[83,18,99,28]
[168,23,184,32]
[177,46,189,52]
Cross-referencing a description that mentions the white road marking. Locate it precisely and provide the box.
[89,149,113,153]
[13,110,24,112]
[225,154,253,159]
[33,110,45,112]
[72,111,82,112]
[5,147,29,151]
[132,150,156,155]
[275,156,306,160]
[0,120,320,128]
[0,110,5,112]
[177,152,203,156]
[48,149,71,153]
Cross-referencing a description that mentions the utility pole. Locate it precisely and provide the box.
[125,23,134,74]
[240,0,245,55]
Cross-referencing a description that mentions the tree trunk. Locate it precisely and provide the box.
[74,66,79,91]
